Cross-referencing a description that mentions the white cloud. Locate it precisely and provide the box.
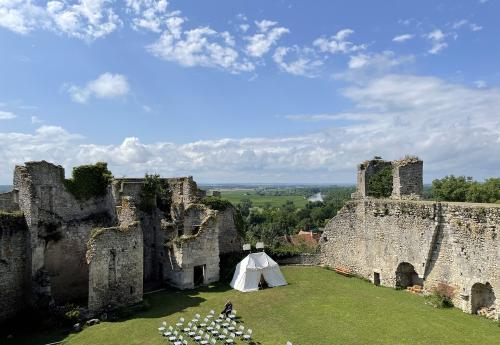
[392,34,414,43]
[244,20,289,58]
[474,80,487,89]
[0,111,17,120]
[31,115,43,124]
[67,73,130,103]
[273,46,323,77]
[148,22,254,73]
[342,51,415,79]
[239,23,249,32]
[425,29,448,54]
[470,23,483,32]
[452,19,468,29]
[0,0,120,41]
[126,0,170,33]
[313,29,366,54]
[1,74,499,183]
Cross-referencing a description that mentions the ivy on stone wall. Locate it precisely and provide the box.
[64,162,113,201]
[139,174,171,213]
[200,196,232,211]
[367,166,393,198]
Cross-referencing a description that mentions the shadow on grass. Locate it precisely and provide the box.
[4,283,233,345]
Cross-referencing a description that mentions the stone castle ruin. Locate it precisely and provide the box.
[320,156,499,320]
[0,161,242,322]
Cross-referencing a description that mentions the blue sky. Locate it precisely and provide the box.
[0,0,499,183]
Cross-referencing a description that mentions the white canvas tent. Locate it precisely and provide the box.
[230,252,287,292]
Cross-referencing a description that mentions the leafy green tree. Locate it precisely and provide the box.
[431,175,472,202]
[367,166,393,198]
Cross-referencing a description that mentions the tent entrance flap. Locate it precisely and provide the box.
[230,252,288,292]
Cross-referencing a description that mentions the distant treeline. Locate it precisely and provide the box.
[430,176,499,204]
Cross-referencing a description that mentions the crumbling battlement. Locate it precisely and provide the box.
[353,156,423,200]
[0,160,241,322]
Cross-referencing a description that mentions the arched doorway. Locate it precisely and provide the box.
[471,282,496,315]
[395,262,421,289]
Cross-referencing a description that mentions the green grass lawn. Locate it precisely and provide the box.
[220,190,308,208]
[9,266,500,345]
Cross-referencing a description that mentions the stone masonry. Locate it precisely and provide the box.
[0,161,242,323]
[321,157,499,319]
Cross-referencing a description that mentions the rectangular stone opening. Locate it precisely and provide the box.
[374,272,380,286]
[194,264,205,287]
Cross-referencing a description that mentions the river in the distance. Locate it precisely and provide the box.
[307,192,324,202]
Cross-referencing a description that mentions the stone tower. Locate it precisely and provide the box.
[391,157,423,200]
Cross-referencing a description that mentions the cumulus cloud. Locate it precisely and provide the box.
[148,21,254,73]
[1,74,499,183]
[244,20,289,58]
[67,73,130,103]
[313,29,366,54]
[273,46,323,77]
[0,110,17,120]
[126,0,170,33]
[0,0,120,41]
[392,34,414,43]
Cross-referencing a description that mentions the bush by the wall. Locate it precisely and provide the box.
[64,162,113,201]
[201,196,233,211]
[139,174,171,213]
[367,165,393,198]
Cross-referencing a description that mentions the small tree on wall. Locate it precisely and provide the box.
[367,165,393,198]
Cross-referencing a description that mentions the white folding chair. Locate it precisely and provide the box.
[183,322,192,333]
[176,317,185,328]
[210,339,217,345]
[207,310,215,319]
[174,334,184,345]
[169,330,178,343]
[200,333,210,345]
[188,325,198,337]
[235,325,244,337]
[194,329,203,342]
[200,317,209,328]
[164,325,174,337]
[222,318,230,328]
[229,310,237,320]
[228,321,236,332]
[226,333,236,344]
[243,329,252,342]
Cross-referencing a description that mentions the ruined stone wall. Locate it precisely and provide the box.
[0,191,19,212]
[391,158,423,199]
[13,161,116,303]
[354,159,392,198]
[217,207,243,254]
[277,253,320,266]
[320,199,500,318]
[0,212,29,322]
[164,206,220,289]
[87,199,143,312]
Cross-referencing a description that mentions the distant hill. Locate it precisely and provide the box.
[0,185,12,193]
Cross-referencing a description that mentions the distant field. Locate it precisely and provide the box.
[219,190,308,208]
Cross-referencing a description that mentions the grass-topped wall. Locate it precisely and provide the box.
[64,162,113,201]
[0,211,27,232]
